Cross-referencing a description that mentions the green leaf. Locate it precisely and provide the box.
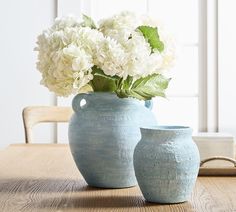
[82,14,97,29]
[89,66,118,92]
[137,26,164,53]
[116,74,170,100]
[122,76,133,90]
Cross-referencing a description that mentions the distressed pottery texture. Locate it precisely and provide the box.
[68,92,157,188]
[133,126,200,203]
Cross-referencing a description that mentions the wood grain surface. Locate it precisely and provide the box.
[0,144,236,212]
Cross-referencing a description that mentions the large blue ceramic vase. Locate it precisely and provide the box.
[133,126,200,203]
[68,92,157,188]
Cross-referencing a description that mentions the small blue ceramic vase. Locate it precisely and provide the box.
[68,92,157,188]
[133,126,200,203]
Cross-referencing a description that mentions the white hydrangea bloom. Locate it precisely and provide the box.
[52,15,81,31]
[35,12,174,97]
[94,37,127,77]
[122,31,152,79]
[63,44,92,72]
[99,11,142,43]
[35,16,103,96]
[98,11,175,79]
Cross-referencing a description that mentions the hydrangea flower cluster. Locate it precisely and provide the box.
[35,11,174,100]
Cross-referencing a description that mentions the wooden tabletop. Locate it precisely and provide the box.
[0,144,236,212]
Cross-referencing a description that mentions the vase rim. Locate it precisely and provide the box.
[78,91,115,94]
[140,126,191,132]
[74,92,142,102]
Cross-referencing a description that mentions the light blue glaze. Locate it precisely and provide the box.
[133,126,200,203]
[68,92,157,188]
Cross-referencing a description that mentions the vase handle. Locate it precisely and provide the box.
[144,100,153,110]
[72,93,89,112]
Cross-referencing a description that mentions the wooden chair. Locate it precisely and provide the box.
[22,106,73,143]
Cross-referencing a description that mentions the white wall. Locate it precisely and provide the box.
[0,0,56,148]
[218,0,236,137]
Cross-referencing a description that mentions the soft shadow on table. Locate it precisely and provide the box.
[0,178,195,210]
[0,178,98,193]
[33,196,195,210]
[33,195,158,209]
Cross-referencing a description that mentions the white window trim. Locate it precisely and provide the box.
[199,0,219,132]
[199,0,208,132]
[207,0,219,133]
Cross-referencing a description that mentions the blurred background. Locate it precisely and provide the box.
[0,0,235,148]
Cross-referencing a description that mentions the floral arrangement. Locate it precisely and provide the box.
[35,11,174,100]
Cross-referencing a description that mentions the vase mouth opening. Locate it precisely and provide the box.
[140,125,192,132]
[76,91,115,95]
